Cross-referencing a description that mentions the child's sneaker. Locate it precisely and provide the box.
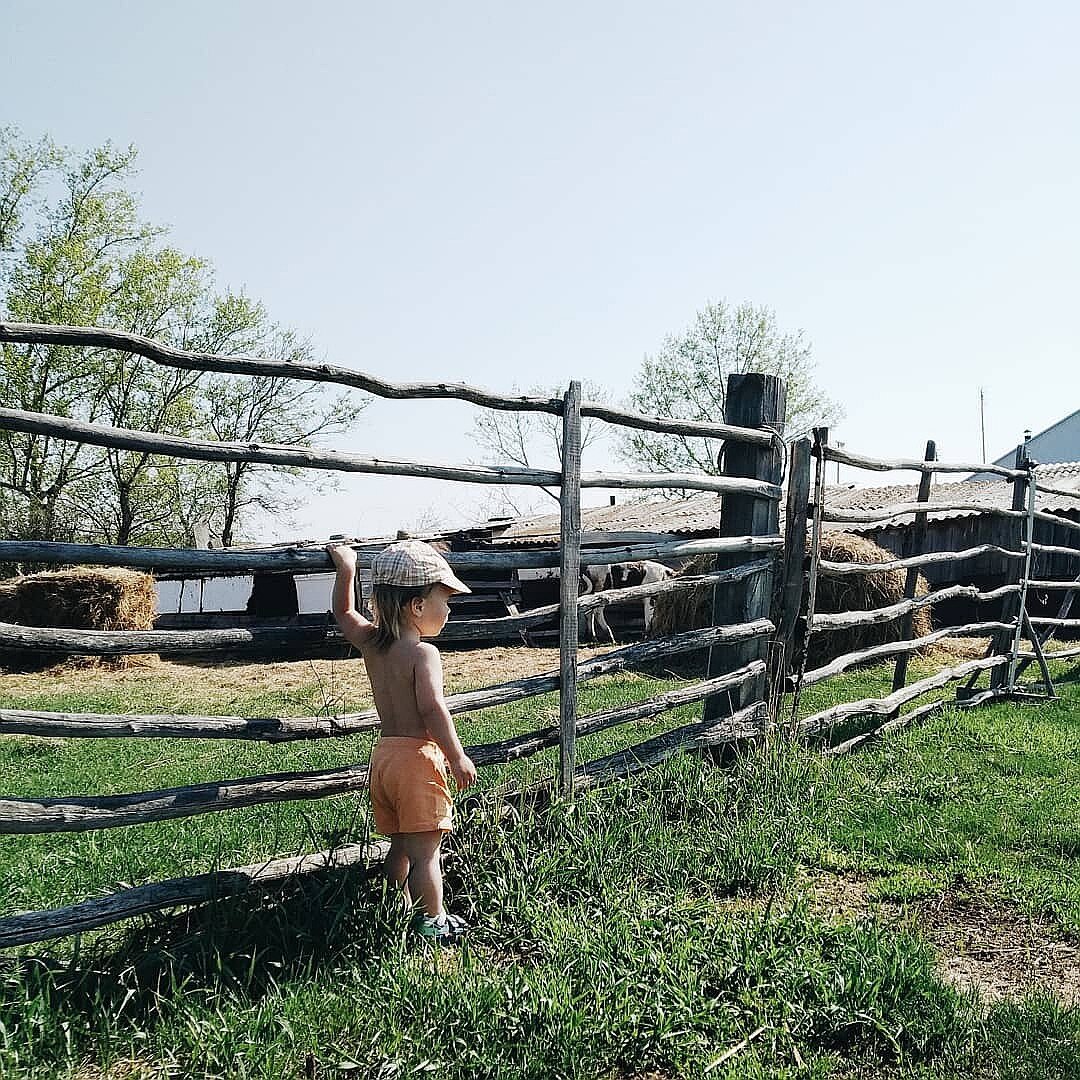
[413,912,468,945]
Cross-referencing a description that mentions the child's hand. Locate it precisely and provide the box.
[326,543,356,569]
[450,754,478,792]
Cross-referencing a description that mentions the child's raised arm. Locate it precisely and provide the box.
[326,544,374,648]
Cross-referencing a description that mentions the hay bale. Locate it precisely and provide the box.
[0,567,157,670]
[648,553,717,639]
[648,533,932,672]
[808,532,932,670]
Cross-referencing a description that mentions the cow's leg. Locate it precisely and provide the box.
[594,604,615,644]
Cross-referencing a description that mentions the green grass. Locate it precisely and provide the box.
[0,657,1078,1078]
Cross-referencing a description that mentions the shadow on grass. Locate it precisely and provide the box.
[0,859,405,1034]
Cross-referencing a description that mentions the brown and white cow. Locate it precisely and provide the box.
[578,560,675,643]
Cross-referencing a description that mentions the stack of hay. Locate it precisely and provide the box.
[808,532,932,671]
[0,567,157,670]
[649,531,932,672]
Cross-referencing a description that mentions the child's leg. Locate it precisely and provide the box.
[401,831,445,918]
[385,833,412,905]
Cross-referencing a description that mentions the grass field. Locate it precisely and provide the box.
[0,648,1078,1078]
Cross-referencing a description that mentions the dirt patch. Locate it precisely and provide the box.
[920,892,1080,1005]
[800,870,1080,1005]
[0,645,610,705]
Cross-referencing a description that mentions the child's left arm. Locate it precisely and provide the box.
[327,544,374,648]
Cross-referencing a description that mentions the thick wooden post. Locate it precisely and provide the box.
[892,440,936,692]
[558,381,582,796]
[771,437,811,715]
[703,374,785,726]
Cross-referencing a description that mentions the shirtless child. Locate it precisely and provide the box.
[327,539,477,944]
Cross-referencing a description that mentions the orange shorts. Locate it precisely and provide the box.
[369,736,453,835]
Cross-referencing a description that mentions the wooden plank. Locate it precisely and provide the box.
[799,652,1006,738]
[574,701,769,788]
[799,655,1009,736]
[799,621,1012,686]
[0,320,776,448]
[893,440,936,692]
[1020,609,1056,698]
[810,583,1020,631]
[704,373,785,727]
[0,535,782,575]
[468,662,766,767]
[0,620,775,742]
[0,762,371,834]
[818,544,1026,575]
[773,437,811,703]
[0,840,388,948]
[1006,469,1038,690]
[824,699,946,757]
[558,381,582,797]
[0,406,779,496]
[820,443,1023,480]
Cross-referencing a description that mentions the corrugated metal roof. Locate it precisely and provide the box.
[477,462,1080,546]
[491,495,723,544]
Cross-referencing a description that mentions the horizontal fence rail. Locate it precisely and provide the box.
[799,655,1010,738]
[809,584,1022,632]
[0,536,782,574]
[0,321,777,448]
[798,621,1013,687]
[819,443,1024,480]
[0,657,771,835]
[0,622,776,742]
[0,840,384,949]
[817,544,1027,576]
[0,408,780,496]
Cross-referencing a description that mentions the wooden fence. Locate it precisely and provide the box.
[784,428,1079,757]
[0,321,787,947]
[0,321,1077,947]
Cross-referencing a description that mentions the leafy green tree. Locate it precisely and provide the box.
[618,300,842,482]
[0,129,362,549]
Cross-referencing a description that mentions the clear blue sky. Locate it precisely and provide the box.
[5,1,1078,540]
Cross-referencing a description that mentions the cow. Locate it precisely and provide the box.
[578,560,675,643]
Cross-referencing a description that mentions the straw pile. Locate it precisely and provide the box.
[0,567,157,670]
[808,532,932,670]
[649,532,932,671]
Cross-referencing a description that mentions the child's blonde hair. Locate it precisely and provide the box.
[369,582,435,651]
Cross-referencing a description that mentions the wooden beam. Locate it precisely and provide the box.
[799,655,1009,736]
[0,840,387,948]
[820,444,1023,480]
[558,381,582,797]
[704,373,785,727]
[810,584,1020,631]
[893,440,936,693]
[799,621,1012,686]
[0,320,776,447]
[0,535,783,575]
[818,544,1026,575]
[819,503,1024,525]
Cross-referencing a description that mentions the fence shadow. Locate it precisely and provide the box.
[0,862,403,1032]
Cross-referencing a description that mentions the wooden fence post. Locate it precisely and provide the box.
[558,380,583,797]
[703,374,785,727]
[892,440,936,692]
[772,436,811,716]
[989,442,1029,691]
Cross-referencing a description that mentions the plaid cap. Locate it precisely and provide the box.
[371,540,471,594]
